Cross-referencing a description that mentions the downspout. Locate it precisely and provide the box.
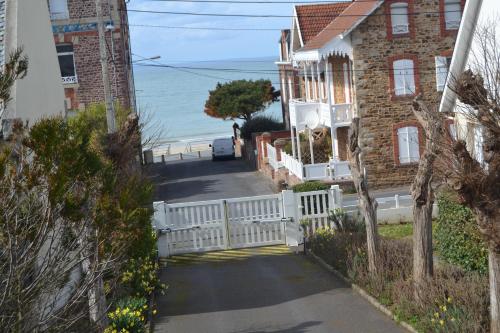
[439,0,484,114]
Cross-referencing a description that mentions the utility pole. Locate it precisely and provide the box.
[95,0,116,133]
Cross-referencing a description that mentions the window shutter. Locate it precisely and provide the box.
[397,127,410,164]
[49,0,69,20]
[408,127,420,162]
[435,56,448,91]
[474,126,484,164]
[444,0,462,30]
[393,59,415,96]
[391,3,409,34]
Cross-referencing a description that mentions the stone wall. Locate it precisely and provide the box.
[351,0,459,189]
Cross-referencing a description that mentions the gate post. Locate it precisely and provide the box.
[282,190,301,247]
[329,185,343,210]
[222,200,231,249]
[154,201,170,258]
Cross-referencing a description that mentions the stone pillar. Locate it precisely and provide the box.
[261,132,272,159]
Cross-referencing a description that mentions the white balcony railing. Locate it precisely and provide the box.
[289,99,354,130]
[330,160,352,180]
[62,76,78,84]
[304,163,330,181]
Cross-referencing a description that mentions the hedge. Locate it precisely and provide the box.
[292,181,329,193]
[435,193,488,274]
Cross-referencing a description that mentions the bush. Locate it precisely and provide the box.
[105,297,149,333]
[292,181,329,193]
[308,228,489,332]
[240,116,284,140]
[121,256,166,297]
[435,193,488,274]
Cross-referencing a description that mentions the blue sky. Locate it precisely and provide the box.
[127,0,298,62]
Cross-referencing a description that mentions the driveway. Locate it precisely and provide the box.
[147,158,276,203]
[154,246,406,333]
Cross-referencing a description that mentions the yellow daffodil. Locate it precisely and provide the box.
[439,320,444,326]
[434,312,440,318]
[447,297,452,303]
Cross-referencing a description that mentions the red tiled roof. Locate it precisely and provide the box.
[295,2,352,44]
[302,0,384,51]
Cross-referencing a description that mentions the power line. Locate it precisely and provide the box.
[126,8,460,18]
[147,0,377,3]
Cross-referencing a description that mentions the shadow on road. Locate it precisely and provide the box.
[153,178,218,202]
[230,321,323,333]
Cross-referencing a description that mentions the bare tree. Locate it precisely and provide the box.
[348,118,379,274]
[410,96,446,299]
[443,21,500,333]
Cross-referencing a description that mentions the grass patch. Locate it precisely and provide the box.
[379,223,413,239]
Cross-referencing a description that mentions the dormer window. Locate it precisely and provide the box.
[390,2,409,35]
[444,0,462,30]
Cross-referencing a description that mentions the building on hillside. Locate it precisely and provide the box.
[0,0,65,133]
[274,0,464,189]
[47,0,135,113]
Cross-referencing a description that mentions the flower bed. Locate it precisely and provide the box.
[309,228,489,332]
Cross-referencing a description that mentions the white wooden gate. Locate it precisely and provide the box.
[154,194,289,256]
[153,187,344,257]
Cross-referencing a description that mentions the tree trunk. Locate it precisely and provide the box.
[348,118,379,274]
[411,97,443,299]
[490,249,500,333]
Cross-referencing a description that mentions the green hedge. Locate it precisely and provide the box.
[240,116,285,140]
[292,181,329,193]
[435,193,488,274]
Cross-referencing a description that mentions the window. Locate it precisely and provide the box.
[435,56,452,91]
[56,44,77,84]
[49,0,69,20]
[393,59,416,96]
[390,2,409,35]
[444,0,462,30]
[397,126,420,164]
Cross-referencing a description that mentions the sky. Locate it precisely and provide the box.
[127,0,299,62]
[127,0,500,63]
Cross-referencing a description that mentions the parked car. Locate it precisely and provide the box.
[210,137,235,160]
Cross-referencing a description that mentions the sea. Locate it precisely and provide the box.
[134,57,283,150]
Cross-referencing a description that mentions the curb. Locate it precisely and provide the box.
[307,251,418,333]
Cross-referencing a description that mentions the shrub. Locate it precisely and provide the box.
[105,297,149,333]
[240,116,284,140]
[308,230,489,332]
[292,181,329,193]
[435,193,488,274]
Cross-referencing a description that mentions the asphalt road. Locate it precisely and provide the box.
[147,157,276,203]
[153,246,406,333]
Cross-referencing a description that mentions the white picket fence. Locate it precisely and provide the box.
[153,188,429,257]
[266,143,281,170]
[153,187,344,257]
[281,151,304,180]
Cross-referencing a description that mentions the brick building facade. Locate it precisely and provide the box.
[274,0,462,189]
[48,0,135,113]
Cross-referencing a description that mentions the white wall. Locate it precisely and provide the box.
[4,0,65,123]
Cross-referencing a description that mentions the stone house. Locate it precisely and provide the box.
[273,0,464,189]
[47,0,135,113]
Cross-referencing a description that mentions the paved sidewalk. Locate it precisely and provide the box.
[154,246,407,333]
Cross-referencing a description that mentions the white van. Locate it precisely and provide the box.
[210,138,235,160]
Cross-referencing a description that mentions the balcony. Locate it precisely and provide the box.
[289,99,354,130]
[62,75,78,85]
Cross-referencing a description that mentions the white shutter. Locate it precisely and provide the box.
[49,0,69,20]
[398,126,419,164]
[393,59,415,96]
[398,127,410,164]
[474,126,484,164]
[445,0,462,30]
[435,56,448,92]
[408,127,420,162]
[391,3,409,34]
